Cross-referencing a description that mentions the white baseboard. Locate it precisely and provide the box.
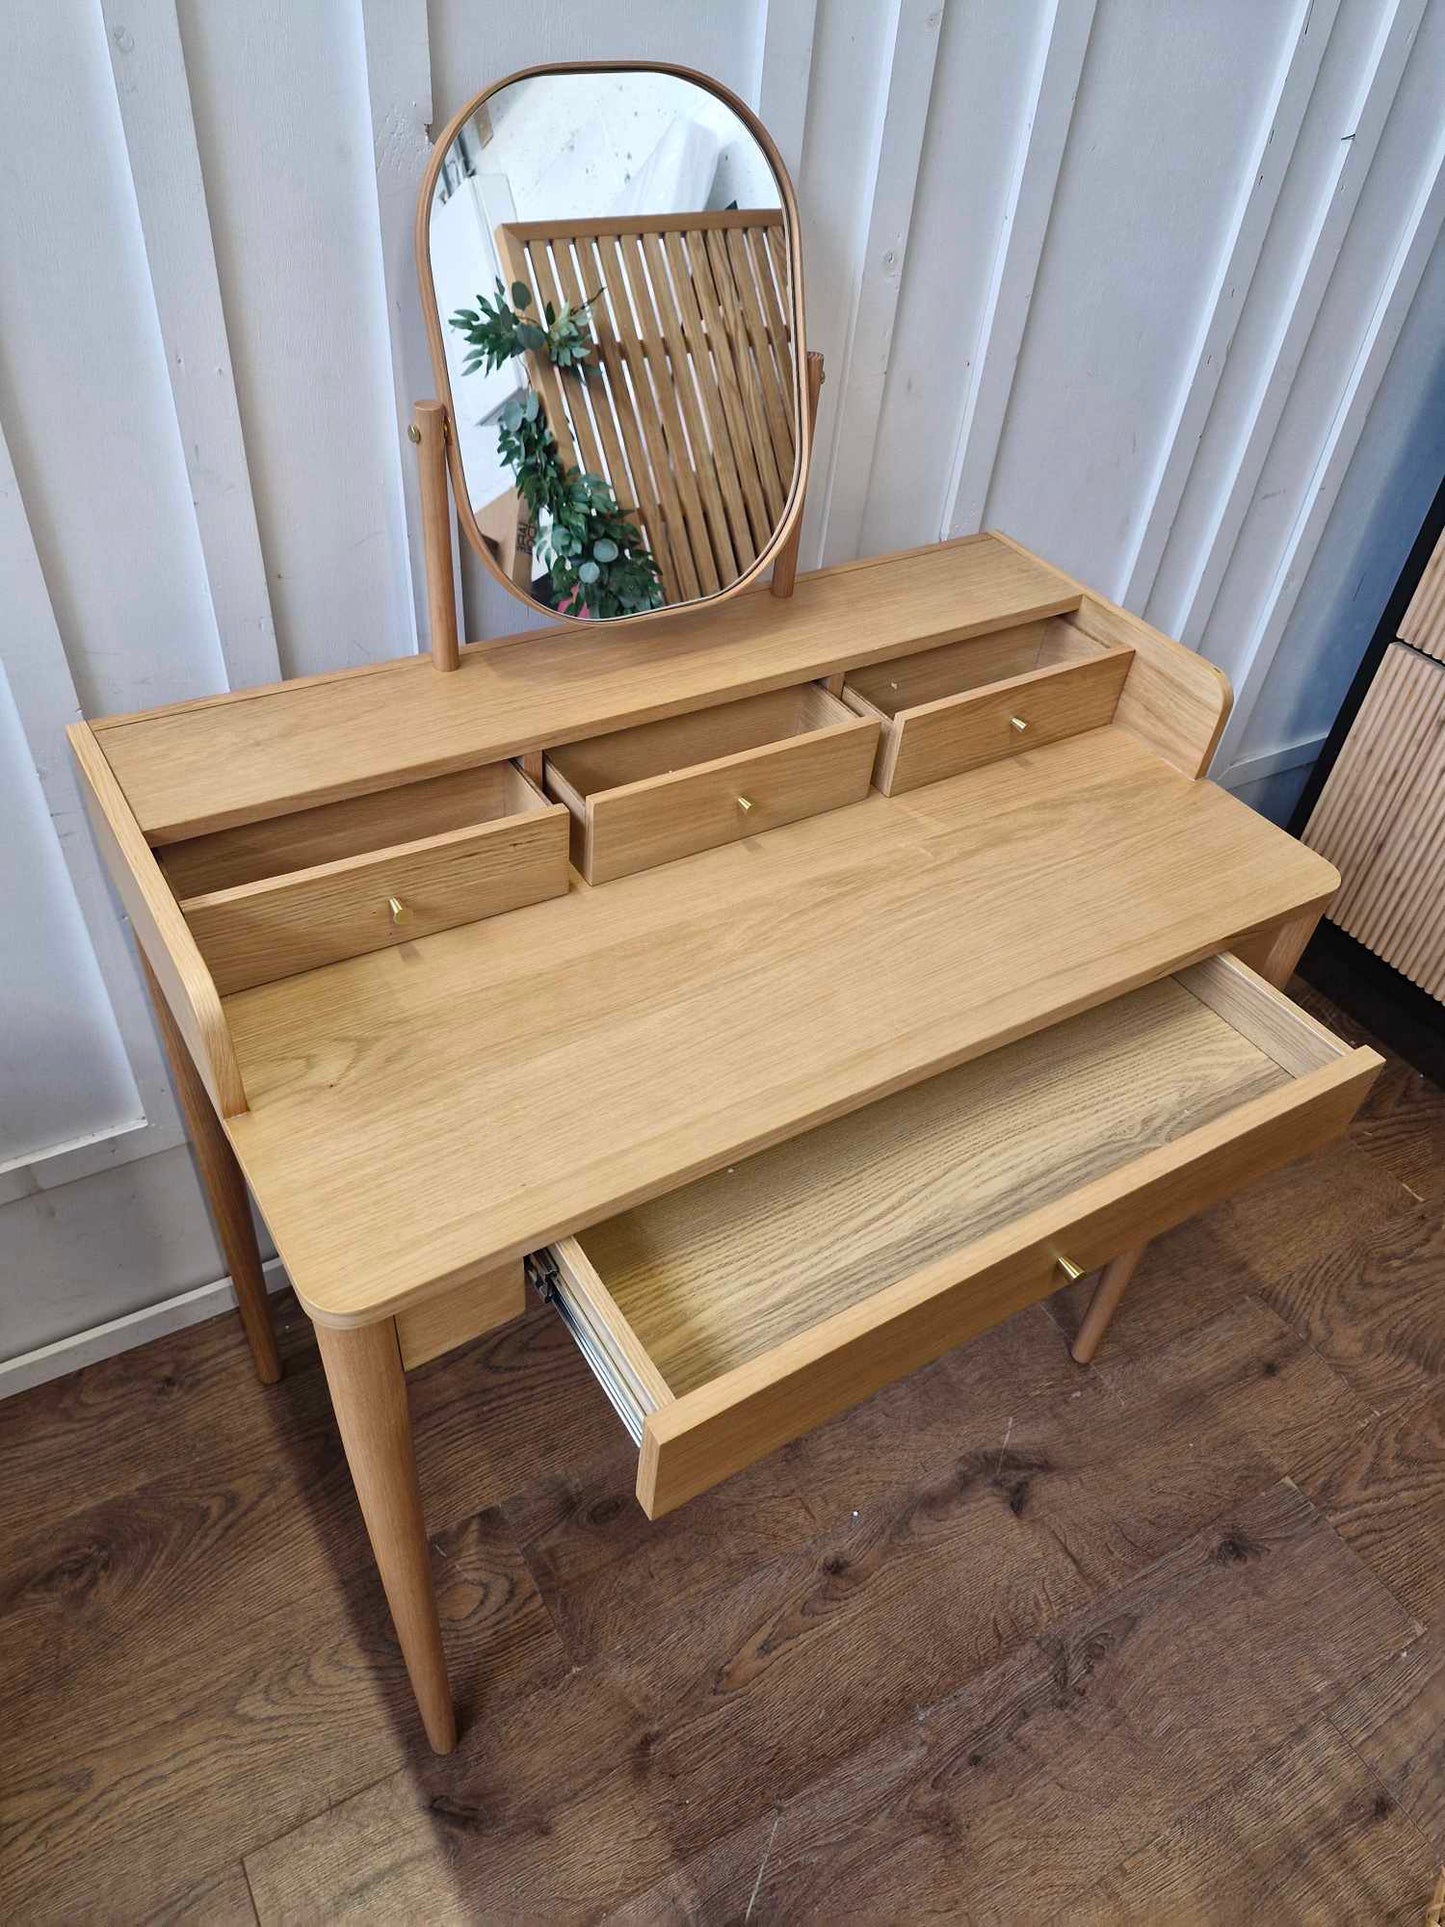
[0,1258,290,1400]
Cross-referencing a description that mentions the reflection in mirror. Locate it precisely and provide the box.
[424,68,801,622]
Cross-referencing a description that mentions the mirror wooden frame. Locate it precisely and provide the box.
[414,60,812,631]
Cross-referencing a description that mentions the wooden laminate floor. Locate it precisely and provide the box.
[2,981,1442,1924]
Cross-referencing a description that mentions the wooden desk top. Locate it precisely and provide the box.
[94,536,1080,843]
[223,727,1338,1326]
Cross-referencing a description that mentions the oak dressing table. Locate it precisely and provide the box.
[69,65,1380,1755]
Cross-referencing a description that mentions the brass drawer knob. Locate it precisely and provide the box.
[388,896,413,927]
[1010,716,1028,734]
[1055,1253,1084,1282]
[737,795,754,814]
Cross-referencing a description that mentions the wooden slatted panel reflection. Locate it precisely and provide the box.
[1398,528,1445,662]
[1304,641,1445,1000]
[497,210,796,605]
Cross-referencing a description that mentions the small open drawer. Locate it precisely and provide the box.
[842,616,1133,794]
[536,955,1379,1517]
[161,763,568,994]
[543,684,879,884]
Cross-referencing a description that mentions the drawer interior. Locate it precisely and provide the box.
[845,617,1112,720]
[568,969,1295,1396]
[544,955,1374,1513]
[169,762,566,994]
[545,683,860,803]
[159,763,545,898]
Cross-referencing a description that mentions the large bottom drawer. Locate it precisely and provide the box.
[538,955,1379,1518]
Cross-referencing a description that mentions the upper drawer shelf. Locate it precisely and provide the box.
[92,537,1084,842]
[842,617,1133,794]
[544,683,877,883]
[164,762,567,995]
[541,954,1379,1516]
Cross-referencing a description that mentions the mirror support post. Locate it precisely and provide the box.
[769,352,825,602]
[412,400,460,671]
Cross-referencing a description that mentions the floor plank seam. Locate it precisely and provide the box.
[1324,1695,1445,1870]
[239,1855,263,1927]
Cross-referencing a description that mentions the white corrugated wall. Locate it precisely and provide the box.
[4,0,1444,1377]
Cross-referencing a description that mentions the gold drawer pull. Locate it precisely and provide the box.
[737,795,754,814]
[1055,1253,1084,1282]
[1010,716,1028,734]
[388,896,413,927]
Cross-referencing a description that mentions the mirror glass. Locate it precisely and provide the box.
[424,68,801,622]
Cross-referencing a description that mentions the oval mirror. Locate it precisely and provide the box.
[418,63,808,625]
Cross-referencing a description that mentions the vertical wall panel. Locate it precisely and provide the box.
[176,0,415,677]
[754,0,818,183]
[937,0,1099,544]
[0,0,227,716]
[5,0,1445,1375]
[2,1146,235,1361]
[812,0,943,566]
[0,413,175,1178]
[1222,219,1445,764]
[0,664,139,1170]
[426,0,759,114]
[793,0,898,569]
[1115,0,1341,607]
[1192,21,1445,769]
[1145,0,1426,646]
[983,0,1297,586]
[861,0,1043,558]
[102,0,283,693]
[357,0,433,651]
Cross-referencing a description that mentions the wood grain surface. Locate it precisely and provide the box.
[3,995,1440,1921]
[557,706,878,883]
[987,527,1235,780]
[394,1260,525,1370]
[140,953,280,1383]
[221,728,1340,1324]
[93,536,1082,841]
[633,1043,1377,1515]
[842,618,1059,709]
[849,637,1132,793]
[582,976,1292,1394]
[68,720,246,1115]
[158,762,535,897]
[182,799,569,994]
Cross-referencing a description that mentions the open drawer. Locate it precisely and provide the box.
[543,683,879,884]
[842,615,1133,794]
[161,762,568,993]
[535,955,1380,1517]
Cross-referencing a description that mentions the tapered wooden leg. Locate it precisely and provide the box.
[314,1319,457,1754]
[140,955,281,1385]
[1072,907,1329,1366]
[1071,1249,1146,1364]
